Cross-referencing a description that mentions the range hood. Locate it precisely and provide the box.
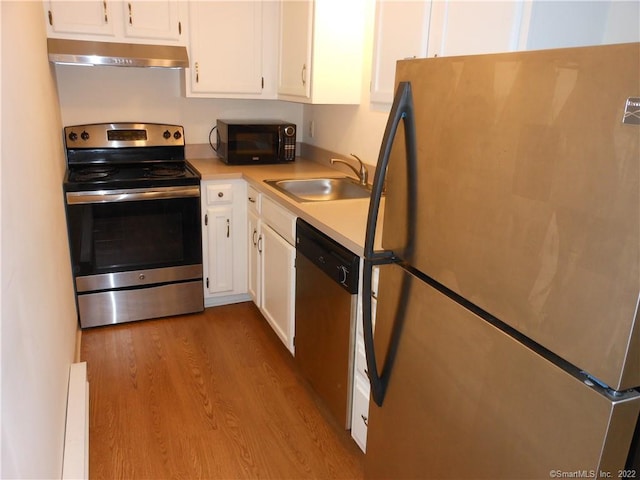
[47,38,189,68]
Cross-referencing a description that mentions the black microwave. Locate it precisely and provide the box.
[215,119,296,165]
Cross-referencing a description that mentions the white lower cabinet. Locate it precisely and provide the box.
[351,375,371,452]
[205,204,234,293]
[201,180,249,306]
[351,263,379,452]
[260,222,296,353]
[248,208,261,306]
[247,186,296,354]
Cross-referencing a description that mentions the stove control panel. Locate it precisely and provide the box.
[65,123,185,149]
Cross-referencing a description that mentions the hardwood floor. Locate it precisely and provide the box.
[81,302,365,479]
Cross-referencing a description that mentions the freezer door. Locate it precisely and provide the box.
[382,43,640,391]
[365,263,640,479]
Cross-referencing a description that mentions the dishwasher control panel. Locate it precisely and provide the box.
[296,219,359,294]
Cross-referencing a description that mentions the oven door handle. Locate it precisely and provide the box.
[66,186,200,204]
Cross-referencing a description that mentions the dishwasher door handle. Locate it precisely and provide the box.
[338,265,349,286]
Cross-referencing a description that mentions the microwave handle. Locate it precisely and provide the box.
[277,126,285,160]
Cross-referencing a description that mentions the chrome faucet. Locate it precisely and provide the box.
[330,154,369,186]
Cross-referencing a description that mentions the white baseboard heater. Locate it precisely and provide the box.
[62,362,89,479]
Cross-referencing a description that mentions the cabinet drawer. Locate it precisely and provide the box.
[371,265,380,299]
[351,375,370,452]
[206,183,234,205]
[262,196,296,245]
[355,337,368,380]
[247,185,261,215]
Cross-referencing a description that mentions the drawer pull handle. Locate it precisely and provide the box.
[361,414,368,427]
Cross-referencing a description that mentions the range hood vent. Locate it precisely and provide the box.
[47,38,189,68]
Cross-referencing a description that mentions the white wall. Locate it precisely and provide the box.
[55,65,304,146]
[1,2,78,478]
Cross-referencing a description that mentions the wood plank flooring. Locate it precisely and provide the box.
[81,302,365,479]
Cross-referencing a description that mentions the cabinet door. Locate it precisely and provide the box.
[45,0,115,36]
[427,0,526,57]
[205,205,234,295]
[248,210,261,306]
[370,1,432,104]
[188,1,263,95]
[123,0,182,42]
[260,223,296,354]
[351,375,370,452]
[524,1,640,49]
[278,0,313,99]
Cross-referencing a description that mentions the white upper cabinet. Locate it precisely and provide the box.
[523,0,640,50]
[427,0,526,58]
[371,0,640,104]
[185,0,279,99]
[370,1,432,104]
[45,0,115,37]
[278,0,313,99]
[123,0,181,41]
[44,0,185,44]
[278,0,367,104]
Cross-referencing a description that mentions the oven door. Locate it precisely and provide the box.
[65,185,204,327]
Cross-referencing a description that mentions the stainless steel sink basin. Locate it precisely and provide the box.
[264,177,371,202]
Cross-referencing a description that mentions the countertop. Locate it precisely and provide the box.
[187,146,384,256]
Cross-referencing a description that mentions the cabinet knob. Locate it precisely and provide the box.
[218,191,224,198]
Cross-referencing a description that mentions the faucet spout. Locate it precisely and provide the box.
[330,154,369,186]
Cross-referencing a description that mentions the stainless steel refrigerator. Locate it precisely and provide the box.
[362,42,640,478]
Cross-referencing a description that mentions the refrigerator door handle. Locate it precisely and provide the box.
[363,81,417,406]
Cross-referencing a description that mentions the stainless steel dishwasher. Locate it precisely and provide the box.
[295,218,359,429]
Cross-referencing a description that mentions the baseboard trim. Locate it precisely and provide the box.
[204,293,252,308]
[62,362,88,480]
[74,327,82,363]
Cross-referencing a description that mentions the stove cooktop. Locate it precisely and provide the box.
[64,161,200,192]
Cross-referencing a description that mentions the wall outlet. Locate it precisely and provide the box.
[308,120,315,138]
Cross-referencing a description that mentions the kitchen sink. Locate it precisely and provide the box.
[264,177,371,202]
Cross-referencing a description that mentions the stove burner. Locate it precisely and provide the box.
[145,165,186,178]
[72,166,118,181]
